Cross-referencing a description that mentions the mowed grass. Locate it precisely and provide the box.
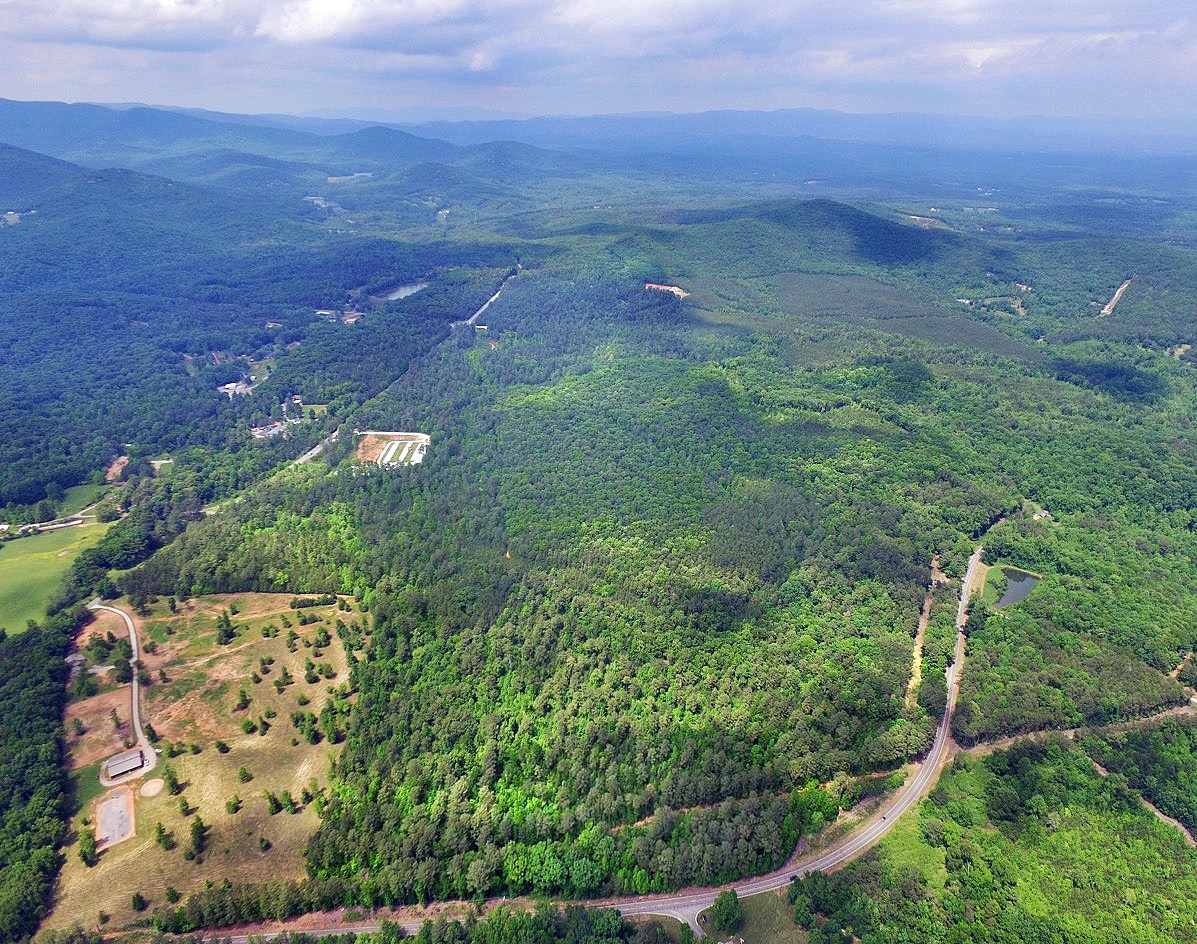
[879,798,947,892]
[61,482,110,515]
[0,522,111,633]
[48,593,366,932]
[70,762,106,816]
[727,890,807,944]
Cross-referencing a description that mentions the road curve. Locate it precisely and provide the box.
[198,546,985,943]
[89,600,158,783]
[616,545,983,931]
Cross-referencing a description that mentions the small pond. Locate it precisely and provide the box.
[381,281,429,301]
[996,567,1039,607]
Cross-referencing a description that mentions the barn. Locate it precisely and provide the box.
[106,748,144,778]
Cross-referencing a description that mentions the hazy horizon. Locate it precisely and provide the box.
[4,1,1195,124]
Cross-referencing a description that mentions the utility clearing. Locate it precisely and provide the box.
[1100,278,1133,316]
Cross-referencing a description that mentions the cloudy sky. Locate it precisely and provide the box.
[3,0,1195,121]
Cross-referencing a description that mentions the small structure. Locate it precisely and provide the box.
[106,748,145,779]
[217,380,252,398]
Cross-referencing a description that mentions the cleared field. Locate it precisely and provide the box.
[0,521,111,633]
[48,593,364,932]
[738,890,807,944]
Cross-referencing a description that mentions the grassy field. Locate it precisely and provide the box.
[979,564,1001,605]
[980,562,1042,607]
[709,889,806,944]
[61,483,110,515]
[48,592,365,932]
[0,521,111,632]
[877,798,947,892]
[70,762,106,816]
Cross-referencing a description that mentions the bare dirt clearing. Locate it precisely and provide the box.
[104,456,129,482]
[65,688,134,770]
[140,778,165,798]
[905,555,946,708]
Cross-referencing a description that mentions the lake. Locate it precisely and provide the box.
[381,281,429,301]
[996,567,1039,607]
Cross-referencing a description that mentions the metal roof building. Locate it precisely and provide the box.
[106,748,144,778]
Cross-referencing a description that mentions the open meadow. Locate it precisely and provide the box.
[48,592,363,932]
[0,521,111,633]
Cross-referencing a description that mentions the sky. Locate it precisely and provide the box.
[3,0,1196,121]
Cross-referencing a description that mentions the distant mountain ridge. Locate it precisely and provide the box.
[3,97,1195,209]
[0,97,460,180]
[0,143,82,207]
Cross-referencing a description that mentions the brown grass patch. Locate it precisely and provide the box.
[48,592,363,933]
[355,435,388,464]
[65,688,134,770]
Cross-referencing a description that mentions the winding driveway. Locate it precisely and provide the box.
[89,599,158,784]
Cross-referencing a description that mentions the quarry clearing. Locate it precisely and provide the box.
[1100,278,1133,316]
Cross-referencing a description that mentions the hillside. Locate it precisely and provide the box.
[4,99,1197,942]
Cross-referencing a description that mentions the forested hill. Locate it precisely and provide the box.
[130,194,1197,904]
[0,146,520,510]
[7,98,1197,937]
[0,97,460,178]
[0,143,82,205]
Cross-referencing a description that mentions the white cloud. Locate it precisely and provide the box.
[0,0,1194,118]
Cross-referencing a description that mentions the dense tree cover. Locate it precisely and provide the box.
[915,589,956,720]
[710,890,741,932]
[151,877,357,932]
[1083,718,1197,833]
[9,111,1197,930]
[953,512,1192,743]
[788,740,1197,943]
[400,907,667,944]
[155,878,649,944]
[128,212,1197,906]
[0,611,79,941]
[0,143,519,509]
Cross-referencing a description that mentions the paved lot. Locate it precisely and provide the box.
[96,789,134,849]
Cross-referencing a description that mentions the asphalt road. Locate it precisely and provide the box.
[89,600,158,784]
